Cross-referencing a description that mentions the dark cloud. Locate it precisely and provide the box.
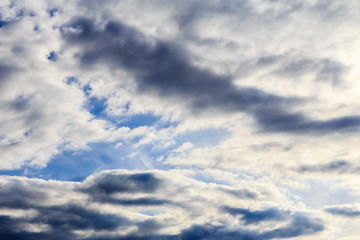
[221,188,258,199]
[98,197,170,206]
[179,214,323,240]
[9,95,32,112]
[0,222,74,240]
[224,207,287,224]
[0,215,323,240]
[79,172,170,207]
[87,234,176,240]
[0,180,46,209]
[254,108,360,134]
[221,207,323,239]
[80,172,162,195]
[325,206,360,218]
[0,63,15,85]
[297,160,353,174]
[61,18,292,110]
[0,20,10,28]
[0,199,131,239]
[0,172,324,240]
[258,214,323,239]
[63,17,288,111]
[61,17,360,135]
[311,1,348,20]
[275,58,346,84]
[33,204,129,231]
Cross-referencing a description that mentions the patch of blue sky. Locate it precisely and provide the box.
[85,96,108,117]
[292,178,357,209]
[83,96,173,130]
[82,83,92,96]
[0,169,25,178]
[47,51,57,62]
[67,78,174,130]
[0,79,230,181]
[48,8,58,17]
[139,127,231,171]
[116,113,164,129]
[0,19,8,28]
[0,127,230,181]
[138,210,164,217]
[175,128,230,149]
[0,141,155,181]
[190,171,234,186]
[64,76,80,86]
[139,127,230,159]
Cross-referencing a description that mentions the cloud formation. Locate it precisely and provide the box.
[0,171,324,240]
[62,17,360,135]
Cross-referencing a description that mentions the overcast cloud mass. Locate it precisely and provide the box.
[1,0,360,239]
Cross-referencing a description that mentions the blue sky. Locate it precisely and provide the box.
[1,0,360,239]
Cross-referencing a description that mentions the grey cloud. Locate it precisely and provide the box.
[274,57,346,84]
[175,0,303,41]
[0,209,126,240]
[63,18,288,112]
[0,171,324,240]
[0,63,16,86]
[88,216,324,240]
[325,206,360,218]
[0,179,130,231]
[297,160,352,174]
[256,55,280,66]
[61,17,360,135]
[97,197,170,206]
[311,1,348,20]
[254,108,360,134]
[242,54,346,85]
[221,188,258,199]
[80,172,162,195]
[0,180,46,209]
[32,204,129,231]
[223,207,287,224]
[179,214,323,240]
[9,95,33,112]
[0,216,75,240]
[258,214,323,239]
[251,53,347,84]
[221,207,324,239]
[87,234,176,240]
[79,172,170,206]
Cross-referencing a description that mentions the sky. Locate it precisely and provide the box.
[0,0,360,239]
